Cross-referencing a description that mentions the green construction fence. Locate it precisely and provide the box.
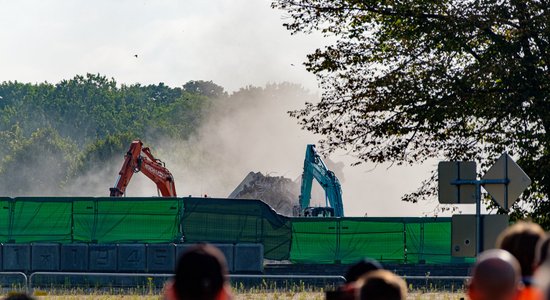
[0,197,461,264]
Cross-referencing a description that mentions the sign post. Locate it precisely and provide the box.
[438,153,531,256]
[449,177,509,255]
[452,214,509,257]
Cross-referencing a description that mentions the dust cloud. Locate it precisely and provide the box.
[159,83,323,201]
[0,0,448,216]
[0,80,444,217]
[106,83,443,217]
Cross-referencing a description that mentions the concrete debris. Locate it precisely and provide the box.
[229,172,299,216]
[228,157,345,216]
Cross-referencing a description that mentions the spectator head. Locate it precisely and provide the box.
[468,249,521,300]
[535,234,550,270]
[497,221,545,277]
[165,243,231,300]
[344,258,383,283]
[357,270,407,300]
[3,293,36,300]
[534,261,550,300]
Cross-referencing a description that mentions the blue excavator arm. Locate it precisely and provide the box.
[299,144,344,217]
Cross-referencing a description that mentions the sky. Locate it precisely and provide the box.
[0,0,320,91]
[0,0,482,216]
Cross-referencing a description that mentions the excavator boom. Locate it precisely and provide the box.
[110,140,176,197]
[299,144,344,217]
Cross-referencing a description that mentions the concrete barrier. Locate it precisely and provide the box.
[3,244,30,272]
[0,243,249,274]
[147,244,175,273]
[213,244,234,273]
[117,244,146,272]
[89,244,117,272]
[234,244,263,273]
[176,243,235,272]
[31,243,60,271]
[175,244,194,262]
[60,244,88,271]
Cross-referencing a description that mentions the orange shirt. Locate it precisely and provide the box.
[516,286,543,300]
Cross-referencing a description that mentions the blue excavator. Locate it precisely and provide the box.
[298,144,344,217]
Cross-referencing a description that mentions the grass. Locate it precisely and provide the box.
[2,288,467,300]
[5,292,467,300]
[12,279,467,299]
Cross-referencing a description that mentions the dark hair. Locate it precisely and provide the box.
[3,293,36,300]
[358,270,407,300]
[497,221,545,277]
[535,234,550,267]
[345,258,383,283]
[174,244,228,300]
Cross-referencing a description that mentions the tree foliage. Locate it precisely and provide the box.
[183,80,227,99]
[0,127,78,195]
[273,0,550,224]
[0,74,223,195]
[0,74,311,198]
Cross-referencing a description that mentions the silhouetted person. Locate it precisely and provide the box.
[497,221,545,300]
[3,293,35,300]
[534,235,550,300]
[326,258,383,300]
[165,244,232,300]
[357,270,407,300]
[535,234,550,270]
[345,258,383,283]
[468,249,521,300]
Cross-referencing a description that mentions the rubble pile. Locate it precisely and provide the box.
[229,172,299,216]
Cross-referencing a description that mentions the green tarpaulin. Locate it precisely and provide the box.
[289,217,458,264]
[0,197,462,264]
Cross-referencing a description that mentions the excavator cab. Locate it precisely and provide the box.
[303,207,335,217]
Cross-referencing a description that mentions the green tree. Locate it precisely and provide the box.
[149,92,211,139]
[0,127,78,196]
[0,81,52,136]
[183,80,227,99]
[0,124,25,159]
[68,132,136,180]
[0,74,219,196]
[77,132,136,166]
[273,0,550,225]
[46,73,125,145]
[0,74,206,148]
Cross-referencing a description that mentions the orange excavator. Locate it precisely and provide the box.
[109,140,177,197]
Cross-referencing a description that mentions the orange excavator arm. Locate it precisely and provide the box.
[109,140,177,197]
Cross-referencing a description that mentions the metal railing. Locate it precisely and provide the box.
[28,272,346,290]
[28,271,173,292]
[3,272,468,293]
[230,274,346,280]
[402,276,470,280]
[0,272,29,293]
